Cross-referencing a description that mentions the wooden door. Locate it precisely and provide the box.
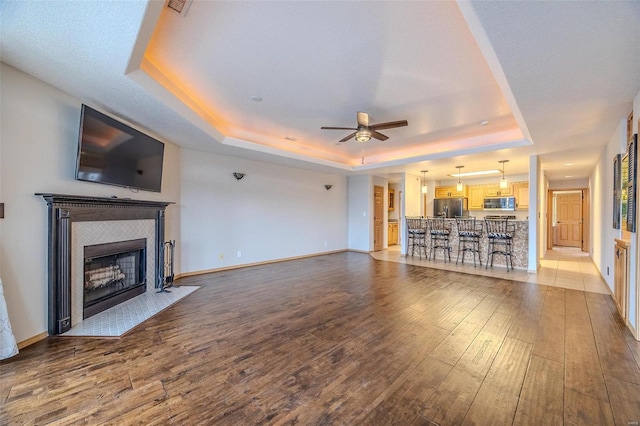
[556,193,582,247]
[374,185,384,251]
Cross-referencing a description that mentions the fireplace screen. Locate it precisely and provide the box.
[83,238,147,319]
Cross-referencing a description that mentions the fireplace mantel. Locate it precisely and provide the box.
[37,193,174,335]
[37,193,173,209]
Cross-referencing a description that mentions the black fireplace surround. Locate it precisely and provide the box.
[37,194,173,335]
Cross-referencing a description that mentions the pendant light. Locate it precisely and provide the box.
[421,170,428,194]
[498,160,509,189]
[456,165,464,191]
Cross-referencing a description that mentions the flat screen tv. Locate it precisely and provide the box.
[75,105,164,192]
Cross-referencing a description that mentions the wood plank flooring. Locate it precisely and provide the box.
[2,252,640,425]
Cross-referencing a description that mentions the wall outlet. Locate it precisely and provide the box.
[237,251,242,258]
[324,241,328,247]
[218,253,224,260]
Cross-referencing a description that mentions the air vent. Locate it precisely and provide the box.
[167,0,191,15]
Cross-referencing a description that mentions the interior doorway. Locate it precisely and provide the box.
[374,185,384,251]
[547,188,590,252]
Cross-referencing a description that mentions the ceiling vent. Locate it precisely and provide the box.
[167,0,191,15]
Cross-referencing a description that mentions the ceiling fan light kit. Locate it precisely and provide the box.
[355,130,371,143]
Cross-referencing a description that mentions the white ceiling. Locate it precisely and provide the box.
[1,1,639,183]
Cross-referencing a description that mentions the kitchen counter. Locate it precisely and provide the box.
[408,218,529,269]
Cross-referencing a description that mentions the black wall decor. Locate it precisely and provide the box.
[626,134,637,233]
[613,153,622,229]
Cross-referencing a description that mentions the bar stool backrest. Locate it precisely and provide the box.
[484,218,514,239]
[427,216,450,235]
[455,216,482,236]
[405,216,425,234]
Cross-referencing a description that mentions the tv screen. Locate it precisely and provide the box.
[75,105,165,193]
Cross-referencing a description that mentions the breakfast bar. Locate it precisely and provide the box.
[405,217,529,270]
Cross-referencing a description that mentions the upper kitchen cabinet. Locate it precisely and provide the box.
[513,182,529,210]
[435,186,466,198]
[484,183,513,197]
[467,185,485,210]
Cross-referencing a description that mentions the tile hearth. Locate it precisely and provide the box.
[62,286,199,337]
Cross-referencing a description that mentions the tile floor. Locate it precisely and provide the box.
[62,285,199,337]
[371,245,611,295]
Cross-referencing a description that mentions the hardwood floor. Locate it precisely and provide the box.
[2,252,640,425]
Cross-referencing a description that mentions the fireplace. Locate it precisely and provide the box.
[37,194,173,335]
[83,238,147,319]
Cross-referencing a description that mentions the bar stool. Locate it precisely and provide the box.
[426,216,451,262]
[485,217,515,271]
[455,216,483,267]
[405,216,426,259]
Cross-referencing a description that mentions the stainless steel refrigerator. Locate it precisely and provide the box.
[433,197,469,218]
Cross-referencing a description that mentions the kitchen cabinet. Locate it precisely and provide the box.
[514,182,529,210]
[388,222,398,245]
[468,185,484,210]
[484,183,513,197]
[434,186,466,198]
[614,239,630,321]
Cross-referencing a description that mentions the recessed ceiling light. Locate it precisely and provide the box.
[565,175,573,178]
[564,162,573,166]
[284,136,297,141]
[450,169,501,178]
[479,120,489,126]
[250,96,263,102]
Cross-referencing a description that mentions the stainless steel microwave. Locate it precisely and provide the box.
[483,196,516,211]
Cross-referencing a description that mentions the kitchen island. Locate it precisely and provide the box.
[407,218,529,270]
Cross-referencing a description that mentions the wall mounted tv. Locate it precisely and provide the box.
[75,104,165,193]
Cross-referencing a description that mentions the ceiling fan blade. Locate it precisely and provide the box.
[357,111,369,127]
[339,132,357,142]
[369,120,408,130]
[321,126,357,130]
[370,131,389,141]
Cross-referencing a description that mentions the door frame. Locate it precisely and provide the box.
[373,185,384,251]
[546,187,590,252]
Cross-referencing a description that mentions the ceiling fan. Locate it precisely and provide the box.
[321,111,408,143]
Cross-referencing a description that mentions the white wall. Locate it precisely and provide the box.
[548,178,589,190]
[348,175,372,251]
[529,155,539,272]
[0,64,182,343]
[590,119,627,292]
[400,173,422,255]
[180,149,347,272]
